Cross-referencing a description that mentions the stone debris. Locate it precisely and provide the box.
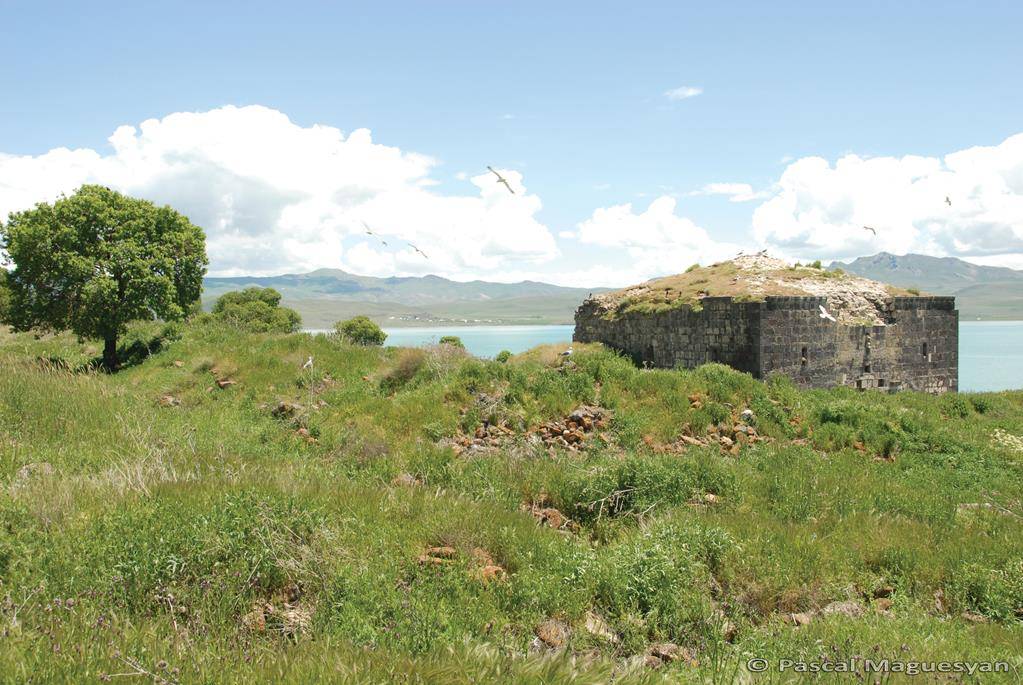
[391,472,422,487]
[270,401,302,419]
[158,394,180,407]
[470,548,507,584]
[453,405,611,453]
[534,618,570,649]
[172,360,184,368]
[417,546,457,565]
[241,599,311,637]
[294,428,317,444]
[521,499,579,533]
[582,611,618,643]
[215,378,236,389]
[645,642,698,668]
[789,600,865,626]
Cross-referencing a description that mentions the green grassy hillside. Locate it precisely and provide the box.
[1,322,1021,682]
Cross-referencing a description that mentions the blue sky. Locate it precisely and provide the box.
[2,1,1023,283]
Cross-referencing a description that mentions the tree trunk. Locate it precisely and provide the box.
[102,336,118,372]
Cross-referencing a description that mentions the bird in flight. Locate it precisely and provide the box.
[945,196,952,206]
[407,242,429,259]
[863,226,876,236]
[361,221,388,246]
[487,166,515,195]
[818,305,837,322]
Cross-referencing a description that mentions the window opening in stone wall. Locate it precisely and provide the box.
[922,342,928,357]
[801,346,808,367]
[878,378,886,388]
[864,363,871,373]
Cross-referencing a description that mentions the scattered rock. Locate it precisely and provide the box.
[789,611,815,626]
[646,643,698,667]
[216,378,236,389]
[961,611,988,624]
[172,360,184,368]
[872,585,894,599]
[535,618,570,649]
[241,604,267,632]
[158,395,180,407]
[294,428,317,444]
[521,501,578,532]
[271,401,302,418]
[820,600,865,618]
[740,408,755,423]
[418,546,457,565]
[874,598,894,614]
[391,472,421,487]
[582,611,617,643]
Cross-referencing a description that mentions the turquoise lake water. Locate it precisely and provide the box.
[372,322,1023,393]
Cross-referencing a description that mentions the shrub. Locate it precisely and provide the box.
[212,287,301,333]
[809,259,822,269]
[907,287,921,296]
[336,316,387,346]
[495,350,512,363]
[438,335,464,349]
[380,348,428,393]
[685,263,700,273]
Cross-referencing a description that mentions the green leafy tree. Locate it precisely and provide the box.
[0,185,207,369]
[0,270,10,325]
[211,287,301,333]
[335,315,386,346]
[438,335,464,349]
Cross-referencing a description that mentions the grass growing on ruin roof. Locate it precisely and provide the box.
[0,322,1021,682]
[603,261,917,318]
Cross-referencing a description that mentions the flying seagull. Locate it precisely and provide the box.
[818,305,836,322]
[361,221,388,246]
[302,356,314,370]
[487,166,515,195]
[407,242,429,259]
[945,196,952,206]
[863,226,876,236]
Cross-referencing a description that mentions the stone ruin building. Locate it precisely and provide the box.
[574,255,958,394]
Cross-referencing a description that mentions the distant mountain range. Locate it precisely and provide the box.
[202,269,606,328]
[201,253,1023,328]
[830,252,1023,320]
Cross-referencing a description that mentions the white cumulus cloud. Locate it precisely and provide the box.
[664,86,703,101]
[692,182,770,203]
[752,133,1023,263]
[0,105,558,278]
[574,196,740,280]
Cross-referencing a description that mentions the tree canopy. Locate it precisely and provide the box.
[211,287,302,333]
[335,315,386,346]
[0,185,207,369]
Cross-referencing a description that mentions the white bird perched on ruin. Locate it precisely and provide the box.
[560,345,574,357]
[863,225,876,236]
[818,305,836,322]
[486,166,515,195]
[302,356,314,370]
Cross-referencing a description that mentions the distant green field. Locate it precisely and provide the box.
[1,321,1021,682]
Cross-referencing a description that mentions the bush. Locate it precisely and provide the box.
[335,316,387,346]
[438,335,464,349]
[495,350,512,363]
[212,287,301,333]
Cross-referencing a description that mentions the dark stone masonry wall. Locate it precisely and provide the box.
[574,295,958,394]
